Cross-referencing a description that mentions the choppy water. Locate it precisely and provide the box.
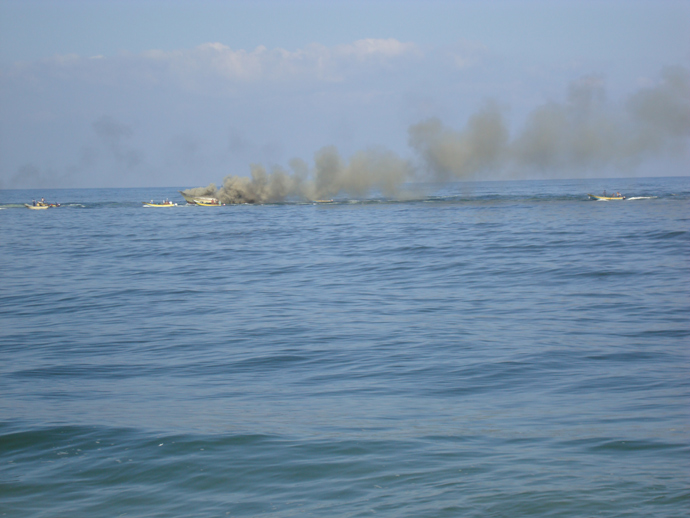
[1,177,688,517]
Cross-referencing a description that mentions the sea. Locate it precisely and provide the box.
[1,176,688,517]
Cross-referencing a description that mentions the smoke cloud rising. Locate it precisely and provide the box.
[183,67,689,204]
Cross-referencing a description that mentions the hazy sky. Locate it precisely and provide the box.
[1,0,688,188]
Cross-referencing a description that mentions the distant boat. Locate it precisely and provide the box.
[143,201,177,207]
[25,199,58,209]
[178,191,220,205]
[588,193,626,201]
[194,200,223,206]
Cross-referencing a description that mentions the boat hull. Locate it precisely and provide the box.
[179,191,220,205]
[25,204,49,210]
[588,194,626,201]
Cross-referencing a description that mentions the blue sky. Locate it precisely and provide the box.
[1,0,688,189]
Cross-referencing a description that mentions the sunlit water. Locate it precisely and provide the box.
[1,177,688,517]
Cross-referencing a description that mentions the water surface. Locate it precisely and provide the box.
[1,177,688,516]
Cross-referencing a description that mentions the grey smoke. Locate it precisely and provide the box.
[5,115,145,188]
[183,66,689,203]
[92,115,143,168]
[510,67,690,173]
[184,147,412,204]
[408,101,508,181]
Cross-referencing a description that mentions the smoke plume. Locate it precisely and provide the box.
[183,66,689,203]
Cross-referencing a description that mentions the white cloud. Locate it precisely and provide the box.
[334,38,422,60]
[0,38,436,96]
[91,38,424,87]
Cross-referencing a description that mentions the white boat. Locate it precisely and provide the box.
[588,193,625,201]
[143,201,177,207]
[194,200,223,206]
[179,191,220,205]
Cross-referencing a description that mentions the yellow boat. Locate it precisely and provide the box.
[588,194,626,201]
[143,201,177,207]
[25,203,49,210]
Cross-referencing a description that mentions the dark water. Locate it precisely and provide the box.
[1,177,688,517]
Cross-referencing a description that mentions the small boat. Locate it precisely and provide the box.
[194,200,223,206]
[143,201,177,207]
[178,191,221,205]
[588,193,626,201]
[25,199,59,209]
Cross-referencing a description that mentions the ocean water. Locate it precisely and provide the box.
[1,177,688,517]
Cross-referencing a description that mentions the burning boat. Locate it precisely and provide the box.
[178,191,221,205]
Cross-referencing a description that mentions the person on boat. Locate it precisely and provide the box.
[32,199,36,206]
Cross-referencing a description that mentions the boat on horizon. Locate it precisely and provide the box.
[143,200,177,207]
[588,193,626,201]
[25,199,59,209]
[178,191,221,205]
[194,200,223,206]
